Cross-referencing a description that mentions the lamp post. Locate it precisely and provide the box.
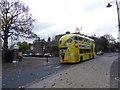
[43,46,45,54]
[107,0,120,42]
[107,1,120,84]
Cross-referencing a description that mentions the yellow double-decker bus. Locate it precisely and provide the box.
[59,33,96,63]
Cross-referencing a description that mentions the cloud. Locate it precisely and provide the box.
[21,0,119,41]
[33,20,56,32]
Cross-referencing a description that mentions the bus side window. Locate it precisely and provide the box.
[89,49,90,53]
[80,49,84,54]
[87,49,88,53]
[87,49,90,53]
[84,49,86,53]
[79,37,82,41]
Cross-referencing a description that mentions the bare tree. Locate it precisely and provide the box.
[0,0,37,61]
[102,34,116,43]
[47,37,51,42]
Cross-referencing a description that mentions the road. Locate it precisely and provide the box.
[3,52,119,88]
[26,52,119,88]
[3,57,72,88]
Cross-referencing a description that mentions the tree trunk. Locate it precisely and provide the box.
[2,36,8,62]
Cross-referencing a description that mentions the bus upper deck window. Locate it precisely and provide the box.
[72,36,78,40]
[84,39,87,42]
[67,38,72,43]
[88,40,90,43]
[79,37,83,41]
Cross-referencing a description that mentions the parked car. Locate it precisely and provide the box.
[35,53,43,57]
[23,53,28,57]
[116,49,120,52]
[43,53,52,57]
[28,53,34,57]
[96,50,103,55]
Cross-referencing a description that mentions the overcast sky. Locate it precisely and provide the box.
[21,0,119,41]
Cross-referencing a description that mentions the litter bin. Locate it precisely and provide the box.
[13,44,19,61]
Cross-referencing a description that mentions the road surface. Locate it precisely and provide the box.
[2,52,119,88]
[26,52,119,88]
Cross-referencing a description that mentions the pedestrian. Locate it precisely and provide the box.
[61,50,65,60]
[18,50,23,62]
[46,57,48,63]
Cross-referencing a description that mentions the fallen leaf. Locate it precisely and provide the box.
[51,83,56,87]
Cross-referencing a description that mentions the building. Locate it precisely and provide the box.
[29,39,46,55]
[29,32,72,56]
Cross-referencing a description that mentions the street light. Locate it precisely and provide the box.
[107,0,120,83]
[106,0,120,42]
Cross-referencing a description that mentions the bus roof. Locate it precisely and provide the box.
[59,34,94,41]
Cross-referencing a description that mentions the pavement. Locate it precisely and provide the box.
[0,59,2,90]
[25,53,119,88]
[2,57,52,88]
[0,52,2,90]
[3,57,50,74]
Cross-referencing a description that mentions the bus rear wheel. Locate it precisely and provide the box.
[80,56,83,62]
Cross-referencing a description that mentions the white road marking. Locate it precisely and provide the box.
[55,65,61,69]
[115,77,120,82]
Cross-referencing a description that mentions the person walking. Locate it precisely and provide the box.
[18,50,23,62]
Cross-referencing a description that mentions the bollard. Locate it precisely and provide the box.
[46,57,48,63]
